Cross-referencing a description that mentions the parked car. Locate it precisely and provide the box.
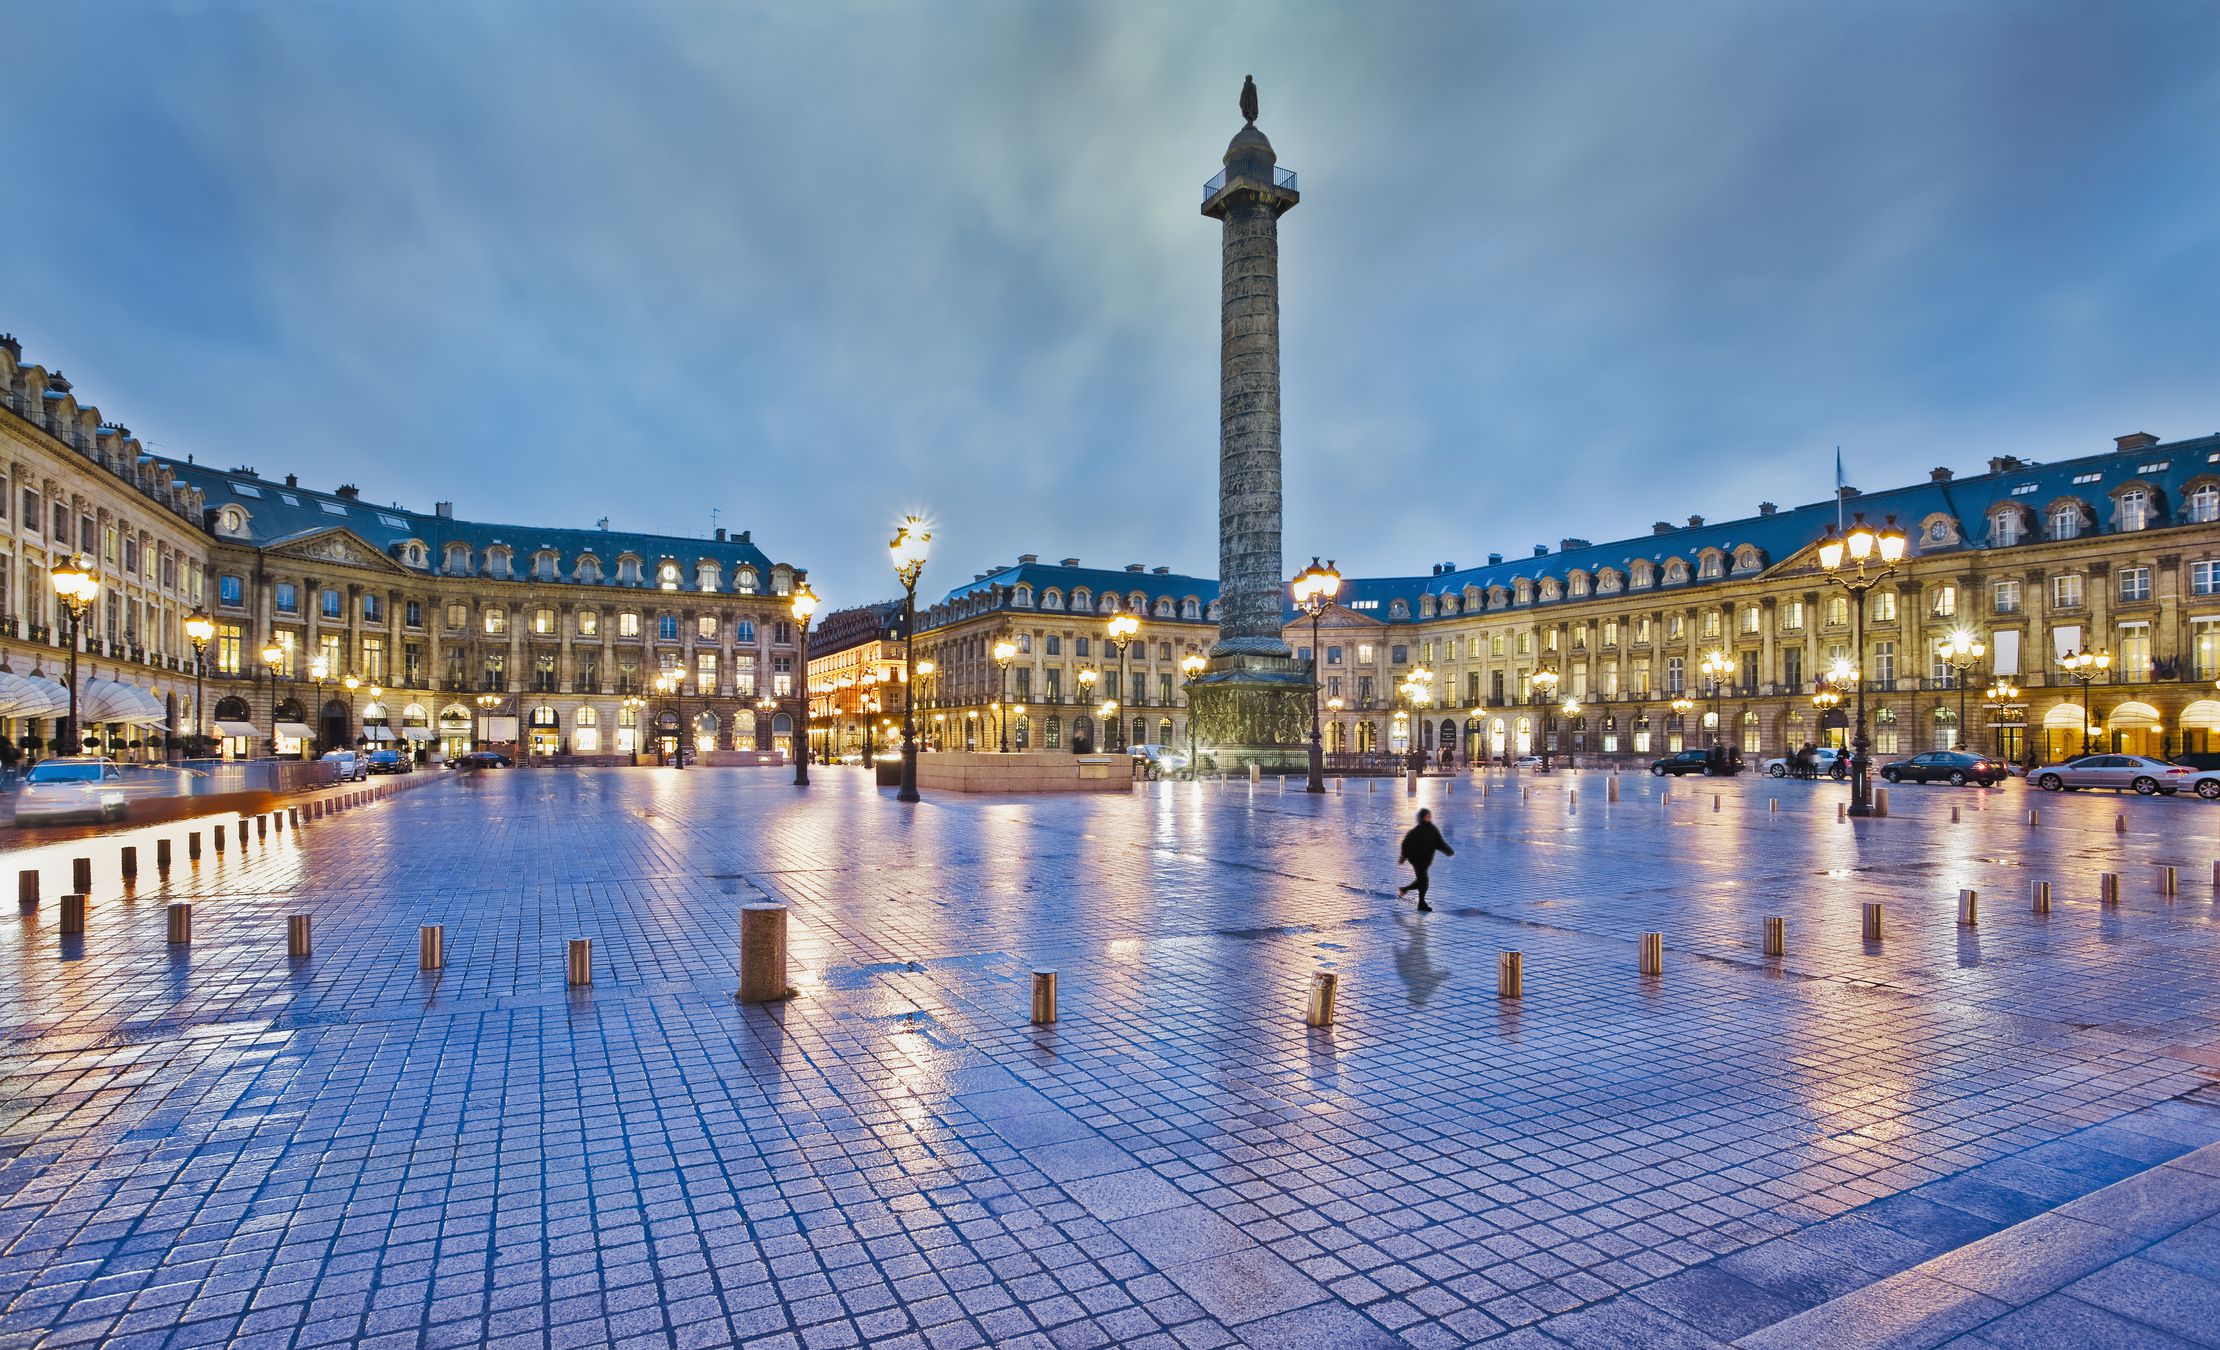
[320,750,368,782]
[12,757,133,825]
[2030,754,2193,795]
[449,751,514,770]
[1878,750,2007,786]
[364,748,412,775]
[1129,743,1190,779]
[1511,754,1544,769]
[1762,747,1848,779]
[1650,749,1713,777]
[2185,768,2220,800]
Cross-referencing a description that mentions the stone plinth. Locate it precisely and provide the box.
[1184,654,1315,772]
[916,751,1133,794]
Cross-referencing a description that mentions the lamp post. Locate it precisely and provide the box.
[184,608,214,760]
[889,515,931,802]
[1982,678,2021,761]
[50,554,99,756]
[790,583,818,784]
[1077,668,1098,749]
[1938,632,1987,751]
[473,688,499,752]
[308,655,330,754]
[1400,664,1435,771]
[1561,696,1581,760]
[1180,652,1206,767]
[1292,557,1342,793]
[1530,664,1558,771]
[1815,512,1909,816]
[2060,647,2112,757]
[914,660,935,748]
[991,639,1016,752]
[261,642,285,759]
[1105,613,1139,752]
[622,694,646,757]
[1698,649,1732,754]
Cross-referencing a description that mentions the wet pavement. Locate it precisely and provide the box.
[3,765,2219,1348]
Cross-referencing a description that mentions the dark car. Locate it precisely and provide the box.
[449,751,514,770]
[365,748,412,775]
[1650,749,1712,777]
[1879,750,2007,786]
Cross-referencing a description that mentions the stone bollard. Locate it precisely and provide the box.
[567,938,592,987]
[1607,777,1619,803]
[1763,916,1785,957]
[1249,764,1260,786]
[18,869,38,914]
[2161,865,2179,898]
[214,824,226,852]
[167,903,192,944]
[1569,788,1577,806]
[1334,778,1342,795]
[1304,971,1338,1027]
[1030,969,1057,1025]
[1951,805,1960,823]
[1713,794,1721,813]
[72,857,92,894]
[1368,779,1375,794]
[1637,932,1663,975]
[238,816,251,842]
[2100,873,2120,906]
[2031,880,2052,914]
[188,831,203,861]
[2116,813,2127,835]
[156,839,172,871]
[1862,902,1884,941]
[61,893,87,935]
[1498,951,1523,998]
[1838,802,1847,822]
[1524,786,1531,802]
[1874,786,1889,817]
[1277,776,1284,795]
[419,925,444,971]
[1770,798,1778,814]
[120,846,137,881]
[289,914,312,958]
[256,815,267,839]
[1407,770,1418,796]
[1958,889,1978,926]
[738,903,788,1002]
[1662,789,1671,804]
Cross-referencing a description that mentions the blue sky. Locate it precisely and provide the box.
[8,1,2217,608]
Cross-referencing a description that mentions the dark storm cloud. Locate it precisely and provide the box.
[5,1,2215,604]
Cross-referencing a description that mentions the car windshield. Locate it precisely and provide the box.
[26,763,102,783]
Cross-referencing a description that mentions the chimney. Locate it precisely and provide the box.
[1686,514,1705,529]
[714,527,726,542]
[1441,561,1456,572]
[1987,455,2025,474]
[285,473,298,488]
[1532,544,1548,557]
[1060,557,1080,567]
[1835,484,1859,501]
[1929,467,1953,482]
[1018,553,1038,564]
[335,483,360,500]
[1757,502,1777,517]
[1653,521,1673,536]
[738,530,750,543]
[1152,565,1170,574]
[436,501,454,519]
[0,334,19,361]
[2115,432,2160,452]
[1126,563,1145,572]
[1558,538,1590,552]
[1487,552,1503,566]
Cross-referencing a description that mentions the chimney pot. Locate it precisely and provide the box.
[1929,466,1953,482]
[1533,544,1548,557]
[2115,432,2160,451]
[1687,515,1704,529]
[1558,538,1590,552]
[285,473,298,488]
[1126,563,1145,572]
[1060,558,1080,567]
[1018,553,1038,564]
[436,501,453,519]
[1653,521,1673,536]
[335,483,360,500]
[1152,565,1169,574]
[714,527,726,542]
[1757,501,1777,516]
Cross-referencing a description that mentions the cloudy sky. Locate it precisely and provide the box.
[9,1,2217,607]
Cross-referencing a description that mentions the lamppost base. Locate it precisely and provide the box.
[1848,804,1876,818]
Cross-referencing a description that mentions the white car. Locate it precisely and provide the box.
[1761,747,1847,779]
[2184,769,2220,801]
[1130,743,1191,779]
[2030,754,2192,796]
[320,750,368,782]
[13,758,134,826]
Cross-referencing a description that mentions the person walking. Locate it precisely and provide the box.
[1396,807,1454,913]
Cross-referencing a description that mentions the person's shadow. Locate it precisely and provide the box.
[1393,914,1451,1008]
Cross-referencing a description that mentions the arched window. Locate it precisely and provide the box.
[697,561,722,591]
[694,710,719,752]
[2116,489,2152,532]
[2187,484,2220,524]
[658,561,681,590]
[2051,504,2083,540]
[1990,509,2023,547]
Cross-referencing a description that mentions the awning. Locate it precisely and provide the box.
[215,720,260,738]
[276,722,315,738]
[363,725,395,742]
[0,669,68,719]
[78,675,166,725]
[401,727,437,742]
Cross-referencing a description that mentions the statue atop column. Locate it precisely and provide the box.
[1240,75,1258,125]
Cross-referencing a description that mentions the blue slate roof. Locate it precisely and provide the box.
[929,561,1218,628]
[158,457,792,584]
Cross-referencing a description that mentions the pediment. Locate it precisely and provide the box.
[265,527,415,575]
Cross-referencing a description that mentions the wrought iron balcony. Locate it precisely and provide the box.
[1201,165,1298,204]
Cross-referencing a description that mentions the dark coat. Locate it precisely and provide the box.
[1399,821,1453,867]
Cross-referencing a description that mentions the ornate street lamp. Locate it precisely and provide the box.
[261,641,286,759]
[1938,632,1987,752]
[50,554,99,756]
[1530,664,1559,771]
[184,608,215,760]
[1076,667,1099,750]
[992,638,1017,752]
[1180,652,1206,765]
[654,669,686,769]
[1698,649,1733,754]
[889,515,931,802]
[790,583,818,785]
[913,660,936,746]
[2060,647,2112,757]
[1105,613,1139,752]
[1815,512,1909,815]
[621,693,646,756]
[1291,557,1341,793]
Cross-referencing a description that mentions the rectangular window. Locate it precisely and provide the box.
[619,611,640,637]
[1873,641,1896,686]
[362,593,383,623]
[483,652,506,688]
[2193,561,2220,597]
[696,615,717,640]
[1015,668,1032,701]
[775,621,793,645]
[485,608,507,635]
[2051,574,2083,609]
[1325,645,1342,665]
[577,652,599,688]
[577,609,598,636]
[404,645,423,686]
[1046,636,1061,656]
[1871,590,1897,622]
[1603,619,1619,646]
[535,608,556,636]
[218,574,244,607]
[772,656,792,697]
[361,638,385,682]
[1076,637,1090,658]
[2193,619,2220,680]
[405,600,421,628]
[216,624,242,675]
[1781,600,1804,632]
[1046,668,1062,701]
[2118,621,2152,680]
[2118,567,2151,603]
[657,613,678,641]
[1931,585,1956,617]
[1390,645,1408,665]
[696,652,717,689]
[322,589,342,619]
[274,583,297,613]
[1993,580,2022,613]
[1739,607,1759,634]
[446,603,468,630]
[734,654,757,695]
[320,634,342,675]
[1783,649,1803,691]
[1632,660,1651,696]
[1357,643,1374,663]
[1665,656,1684,694]
[735,620,755,644]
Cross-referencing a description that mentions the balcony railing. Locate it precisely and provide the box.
[1201,165,1298,204]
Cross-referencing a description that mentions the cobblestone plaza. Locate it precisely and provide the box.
[6,770,2220,1348]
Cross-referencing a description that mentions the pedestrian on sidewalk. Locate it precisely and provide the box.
[1396,807,1453,913]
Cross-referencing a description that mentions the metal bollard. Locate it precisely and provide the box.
[1524,786,1531,801]
[1862,902,1884,940]
[2161,865,2179,898]
[1498,951,1523,998]
[167,903,192,944]
[188,831,203,860]
[2116,813,2127,835]
[2031,880,2051,914]
[238,816,251,841]
[1770,798,1778,814]
[1713,794,1721,813]
[156,839,172,871]
[1607,777,1619,802]
[1277,776,1284,795]
[1368,779,1375,794]
[214,824,226,852]
[1249,764,1260,785]
[1304,971,1338,1027]
[61,893,87,935]
[1030,969,1057,1024]
[1662,789,1670,804]
[2027,808,2039,827]
[1407,771,1418,796]
[1763,916,1785,956]
[1958,889,1978,926]
[1334,778,1342,795]
[1838,801,1847,822]
[567,938,592,987]
[419,924,444,970]
[738,903,788,1002]
[1951,805,1960,823]
[2100,872,2120,906]
[289,914,312,958]
[256,815,267,839]
[1638,932,1663,975]
[120,846,137,881]
[72,857,92,894]
[1569,788,1577,805]
[1874,786,1889,817]
[18,869,37,914]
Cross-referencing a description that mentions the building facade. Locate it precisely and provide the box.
[804,601,907,761]
[0,337,809,763]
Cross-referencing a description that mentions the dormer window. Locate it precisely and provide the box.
[616,556,642,585]
[1663,559,1689,584]
[1181,598,1200,619]
[445,543,472,574]
[658,562,679,591]
[736,566,758,594]
[218,506,247,536]
[1013,586,1034,608]
[486,548,513,580]
[534,550,559,581]
[1990,509,2023,547]
[400,541,428,568]
[2116,488,2152,531]
[1042,589,1064,611]
[1071,588,1091,610]
[695,561,720,591]
[1390,599,1410,619]
[576,556,602,584]
[2051,504,2083,540]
